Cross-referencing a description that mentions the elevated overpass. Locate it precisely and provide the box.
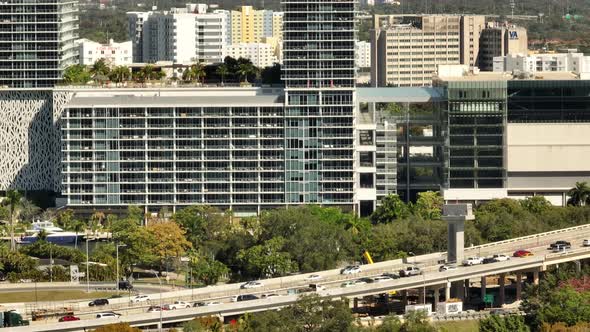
[5,223,590,331]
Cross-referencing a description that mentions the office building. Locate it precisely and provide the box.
[226,43,278,68]
[493,51,590,75]
[371,15,484,87]
[78,39,133,66]
[127,11,152,63]
[478,22,527,71]
[0,0,79,88]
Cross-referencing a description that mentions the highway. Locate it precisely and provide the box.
[4,223,590,331]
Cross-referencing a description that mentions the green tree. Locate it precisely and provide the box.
[536,286,590,327]
[401,310,436,332]
[371,194,410,223]
[91,323,141,332]
[109,66,131,83]
[479,315,529,332]
[520,196,552,214]
[4,189,22,251]
[377,315,402,332]
[412,191,443,220]
[172,205,229,253]
[111,216,157,274]
[567,181,590,206]
[237,236,295,278]
[188,252,229,286]
[62,64,91,84]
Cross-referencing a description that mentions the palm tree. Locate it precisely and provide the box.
[4,189,22,251]
[183,63,206,84]
[567,182,590,206]
[90,59,111,78]
[215,64,229,85]
[90,211,105,237]
[237,62,257,83]
[109,66,131,84]
[72,220,86,250]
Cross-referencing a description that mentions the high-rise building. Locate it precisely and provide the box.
[226,43,278,68]
[371,15,484,87]
[127,5,229,64]
[282,0,358,208]
[493,51,590,74]
[478,22,528,71]
[0,0,79,88]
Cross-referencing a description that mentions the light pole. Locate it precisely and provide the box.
[150,270,163,332]
[116,243,127,295]
[85,235,90,293]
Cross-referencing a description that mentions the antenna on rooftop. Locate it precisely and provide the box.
[510,0,516,19]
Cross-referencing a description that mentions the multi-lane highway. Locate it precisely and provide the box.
[5,223,590,331]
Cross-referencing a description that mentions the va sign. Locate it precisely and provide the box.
[509,31,519,40]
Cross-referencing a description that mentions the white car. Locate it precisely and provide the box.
[130,295,150,303]
[353,279,367,286]
[439,264,457,272]
[241,281,264,289]
[203,301,222,306]
[167,301,191,309]
[305,274,322,281]
[341,281,356,288]
[462,257,484,266]
[583,239,590,247]
[96,312,121,319]
[492,254,510,262]
[372,276,394,283]
[340,266,361,275]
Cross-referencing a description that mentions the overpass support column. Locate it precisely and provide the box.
[533,269,539,286]
[480,276,487,301]
[574,260,581,273]
[498,273,506,306]
[433,287,440,307]
[464,279,470,301]
[402,290,408,307]
[516,273,522,301]
[445,281,451,300]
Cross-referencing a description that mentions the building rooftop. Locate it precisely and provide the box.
[66,94,284,107]
[357,87,444,103]
[436,71,582,82]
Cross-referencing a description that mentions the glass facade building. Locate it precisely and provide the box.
[281,0,357,207]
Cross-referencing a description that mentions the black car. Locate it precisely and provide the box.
[236,294,259,302]
[482,257,496,264]
[549,241,572,249]
[89,298,109,306]
[381,273,400,279]
[118,280,133,290]
[193,302,206,307]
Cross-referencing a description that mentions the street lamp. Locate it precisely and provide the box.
[150,270,163,332]
[116,244,127,295]
[86,235,90,293]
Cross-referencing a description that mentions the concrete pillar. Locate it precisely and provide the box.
[464,279,470,301]
[480,276,487,301]
[402,290,408,307]
[445,281,451,300]
[498,273,506,306]
[451,281,464,300]
[516,273,522,301]
[442,204,474,264]
[434,287,440,306]
[574,260,581,273]
[533,269,540,286]
[353,297,359,310]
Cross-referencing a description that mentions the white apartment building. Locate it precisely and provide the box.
[78,39,133,66]
[493,51,590,74]
[226,43,278,68]
[356,41,371,68]
[127,5,229,64]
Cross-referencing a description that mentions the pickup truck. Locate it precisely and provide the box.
[288,284,326,295]
[399,266,422,277]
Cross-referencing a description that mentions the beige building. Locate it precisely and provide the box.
[478,22,528,71]
[371,15,485,87]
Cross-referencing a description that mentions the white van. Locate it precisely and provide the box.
[96,312,121,319]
